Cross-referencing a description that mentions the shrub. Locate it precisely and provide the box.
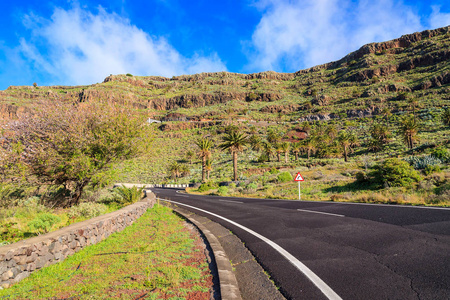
[114,186,144,204]
[277,171,293,183]
[198,181,218,192]
[246,182,258,192]
[217,186,228,196]
[68,202,107,219]
[424,165,441,175]
[404,155,442,170]
[126,73,133,77]
[371,158,421,187]
[431,147,449,163]
[269,167,279,174]
[28,213,61,234]
[355,171,369,183]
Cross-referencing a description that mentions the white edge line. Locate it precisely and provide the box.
[219,199,244,204]
[297,209,345,218]
[158,198,343,300]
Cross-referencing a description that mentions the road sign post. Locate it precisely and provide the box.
[294,172,304,201]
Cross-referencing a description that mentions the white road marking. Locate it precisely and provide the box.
[297,209,345,218]
[219,199,244,204]
[158,198,343,300]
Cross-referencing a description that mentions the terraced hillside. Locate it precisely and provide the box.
[1,26,449,206]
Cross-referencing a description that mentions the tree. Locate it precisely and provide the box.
[205,159,213,180]
[399,115,419,149]
[337,130,358,162]
[168,162,182,180]
[275,142,283,162]
[249,134,263,153]
[185,150,194,164]
[303,137,316,159]
[262,141,274,162]
[280,142,290,163]
[219,131,248,181]
[368,123,391,152]
[291,142,301,160]
[0,100,148,207]
[195,138,213,182]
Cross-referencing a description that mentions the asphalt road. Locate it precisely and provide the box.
[152,188,450,300]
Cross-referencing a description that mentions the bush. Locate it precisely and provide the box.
[198,181,218,192]
[404,155,442,170]
[371,158,421,188]
[68,202,107,219]
[217,186,228,196]
[431,147,449,163]
[245,183,258,192]
[114,186,144,204]
[28,213,61,234]
[277,171,293,183]
[424,165,441,175]
[355,171,369,183]
[269,167,279,174]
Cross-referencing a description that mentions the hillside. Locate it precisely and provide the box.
[1,26,449,206]
[1,26,449,124]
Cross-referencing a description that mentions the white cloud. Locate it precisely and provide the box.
[429,6,450,29]
[18,6,226,86]
[245,0,432,72]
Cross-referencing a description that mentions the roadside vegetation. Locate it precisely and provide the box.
[0,27,449,249]
[0,205,214,299]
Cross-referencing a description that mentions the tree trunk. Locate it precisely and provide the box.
[277,152,280,162]
[285,151,288,163]
[295,152,298,160]
[69,179,89,207]
[233,151,238,181]
[307,149,311,159]
[201,157,206,182]
[207,170,210,180]
[344,147,348,162]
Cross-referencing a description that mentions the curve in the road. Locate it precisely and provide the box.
[159,198,343,300]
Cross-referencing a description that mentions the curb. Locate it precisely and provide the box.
[173,207,242,300]
[166,203,286,300]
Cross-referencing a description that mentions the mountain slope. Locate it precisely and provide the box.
[0,26,449,124]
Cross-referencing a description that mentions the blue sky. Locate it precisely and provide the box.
[0,0,449,89]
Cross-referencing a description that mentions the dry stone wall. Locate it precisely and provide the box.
[0,192,156,289]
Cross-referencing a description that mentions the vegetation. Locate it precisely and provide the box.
[0,100,149,207]
[0,205,213,299]
[219,131,248,181]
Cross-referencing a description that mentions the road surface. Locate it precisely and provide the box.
[152,188,450,300]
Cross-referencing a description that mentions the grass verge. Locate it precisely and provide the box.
[0,205,213,299]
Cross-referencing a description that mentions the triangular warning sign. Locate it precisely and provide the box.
[294,172,304,181]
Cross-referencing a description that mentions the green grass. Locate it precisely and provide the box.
[0,205,213,299]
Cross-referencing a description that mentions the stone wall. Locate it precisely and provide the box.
[0,192,156,289]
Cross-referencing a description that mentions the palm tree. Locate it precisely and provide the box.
[185,150,194,164]
[205,159,213,180]
[408,97,419,123]
[280,142,290,163]
[275,142,283,162]
[399,115,419,149]
[249,134,263,153]
[337,130,358,162]
[195,138,213,182]
[168,162,182,180]
[219,131,248,181]
[368,123,391,152]
[263,141,274,162]
[291,142,301,160]
[303,137,316,159]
